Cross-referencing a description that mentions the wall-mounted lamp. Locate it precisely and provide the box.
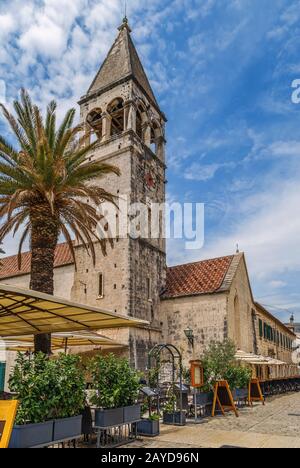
[79,281,87,295]
[184,327,195,348]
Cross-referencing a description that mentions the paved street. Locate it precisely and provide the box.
[131,393,300,449]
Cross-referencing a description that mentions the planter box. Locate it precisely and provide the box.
[233,388,248,400]
[163,411,186,426]
[53,415,82,441]
[9,421,54,448]
[137,419,160,437]
[95,407,123,427]
[196,392,213,406]
[123,404,141,423]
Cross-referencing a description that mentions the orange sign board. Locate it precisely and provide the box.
[248,379,265,406]
[212,380,239,418]
[0,400,19,449]
[190,360,204,388]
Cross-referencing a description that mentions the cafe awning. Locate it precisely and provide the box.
[1,331,127,351]
[0,284,149,337]
[235,350,286,366]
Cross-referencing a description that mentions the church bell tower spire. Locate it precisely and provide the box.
[74,20,167,369]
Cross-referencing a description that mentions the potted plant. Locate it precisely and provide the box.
[200,340,252,406]
[137,413,160,437]
[119,358,142,423]
[227,366,252,402]
[8,353,85,447]
[89,354,141,427]
[8,353,55,448]
[50,354,85,441]
[162,386,186,426]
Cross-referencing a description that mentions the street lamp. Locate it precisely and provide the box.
[184,327,194,348]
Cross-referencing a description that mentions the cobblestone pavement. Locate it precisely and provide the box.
[130,393,300,448]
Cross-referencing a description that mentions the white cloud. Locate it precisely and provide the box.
[185,163,222,181]
[269,141,300,158]
[268,280,287,289]
[19,19,67,58]
[184,161,235,181]
[170,169,300,283]
[0,0,145,117]
[0,14,15,38]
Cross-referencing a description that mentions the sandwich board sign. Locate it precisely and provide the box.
[248,379,265,406]
[212,380,239,418]
[190,360,204,388]
[0,400,18,449]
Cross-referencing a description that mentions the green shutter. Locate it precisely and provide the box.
[268,325,271,341]
[0,362,6,392]
[259,319,263,338]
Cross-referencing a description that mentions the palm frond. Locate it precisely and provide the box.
[0,91,120,271]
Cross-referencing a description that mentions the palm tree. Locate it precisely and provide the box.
[0,90,120,354]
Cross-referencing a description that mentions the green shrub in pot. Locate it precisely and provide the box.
[89,354,142,426]
[201,340,237,391]
[225,365,252,391]
[8,352,85,447]
[48,354,86,420]
[9,352,54,426]
[9,353,56,448]
[48,354,85,441]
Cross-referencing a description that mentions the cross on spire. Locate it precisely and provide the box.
[118,15,132,32]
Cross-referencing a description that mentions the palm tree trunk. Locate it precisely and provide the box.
[30,206,59,354]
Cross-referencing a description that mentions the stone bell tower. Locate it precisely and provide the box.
[71,18,167,369]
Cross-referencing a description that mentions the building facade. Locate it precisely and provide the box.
[285,318,300,366]
[255,304,295,364]
[0,19,295,378]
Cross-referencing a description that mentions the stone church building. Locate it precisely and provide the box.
[0,19,295,370]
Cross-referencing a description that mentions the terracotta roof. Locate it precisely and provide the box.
[163,255,236,299]
[0,243,73,280]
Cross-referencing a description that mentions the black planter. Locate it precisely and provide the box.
[9,421,54,448]
[136,419,160,437]
[95,407,124,427]
[53,415,82,441]
[233,388,248,400]
[163,411,186,426]
[196,392,213,406]
[123,404,141,423]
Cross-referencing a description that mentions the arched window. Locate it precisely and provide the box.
[107,98,124,136]
[86,108,103,140]
[234,295,241,349]
[150,121,162,155]
[136,101,147,142]
[136,109,143,140]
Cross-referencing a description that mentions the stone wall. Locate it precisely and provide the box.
[227,257,254,353]
[129,327,162,371]
[160,293,228,367]
[1,264,74,300]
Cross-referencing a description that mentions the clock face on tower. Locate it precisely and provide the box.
[145,172,156,191]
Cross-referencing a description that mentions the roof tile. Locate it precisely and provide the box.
[0,243,73,280]
[163,255,234,299]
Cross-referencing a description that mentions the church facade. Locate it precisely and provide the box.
[0,20,295,371]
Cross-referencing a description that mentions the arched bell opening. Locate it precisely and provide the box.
[86,108,103,142]
[150,120,163,156]
[136,102,148,142]
[107,98,125,137]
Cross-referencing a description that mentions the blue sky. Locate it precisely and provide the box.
[0,0,300,322]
